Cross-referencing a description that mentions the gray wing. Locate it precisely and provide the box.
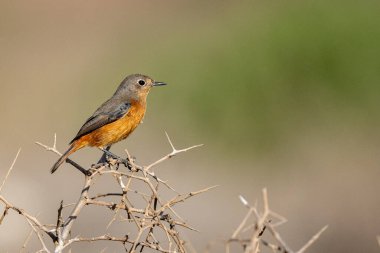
[70,100,131,144]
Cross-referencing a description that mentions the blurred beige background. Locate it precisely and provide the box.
[1,0,380,252]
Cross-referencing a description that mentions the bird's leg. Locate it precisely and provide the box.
[98,145,111,163]
[99,147,119,160]
[99,147,131,170]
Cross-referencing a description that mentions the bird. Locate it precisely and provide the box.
[50,73,166,173]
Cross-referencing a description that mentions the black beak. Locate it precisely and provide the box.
[153,81,167,87]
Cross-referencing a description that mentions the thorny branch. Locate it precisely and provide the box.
[223,189,328,253]
[0,133,209,253]
[0,134,329,253]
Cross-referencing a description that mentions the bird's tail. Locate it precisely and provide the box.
[50,144,76,174]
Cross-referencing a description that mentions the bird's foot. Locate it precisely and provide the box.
[119,158,132,170]
[100,148,132,170]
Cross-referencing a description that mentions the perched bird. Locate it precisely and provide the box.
[50,74,166,173]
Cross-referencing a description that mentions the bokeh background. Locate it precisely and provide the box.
[1,0,380,252]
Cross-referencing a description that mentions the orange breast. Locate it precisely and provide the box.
[76,101,146,148]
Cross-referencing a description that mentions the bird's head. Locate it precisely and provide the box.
[115,74,166,101]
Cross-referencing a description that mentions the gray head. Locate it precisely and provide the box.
[114,74,166,101]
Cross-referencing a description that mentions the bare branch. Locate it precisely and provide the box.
[0,195,57,241]
[144,132,203,171]
[33,134,211,253]
[223,189,327,253]
[159,185,218,213]
[26,218,51,253]
[35,137,88,175]
[20,228,33,253]
[2,133,327,253]
[0,148,21,193]
[296,225,328,253]
[231,204,254,239]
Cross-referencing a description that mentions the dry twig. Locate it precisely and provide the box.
[0,148,21,193]
[1,134,328,253]
[1,133,209,253]
[224,189,328,253]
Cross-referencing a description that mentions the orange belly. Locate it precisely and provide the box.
[74,101,146,149]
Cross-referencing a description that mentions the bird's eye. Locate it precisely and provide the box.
[138,80,145,86]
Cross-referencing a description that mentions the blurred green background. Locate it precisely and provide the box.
[1,0,380,252]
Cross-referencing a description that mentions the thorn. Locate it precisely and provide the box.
[165,131,176,151]
[239,195,249,207]
[53,133,57,149]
